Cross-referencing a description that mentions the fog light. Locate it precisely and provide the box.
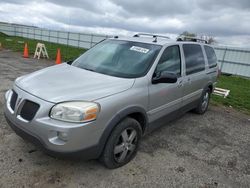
[57,132,68,141]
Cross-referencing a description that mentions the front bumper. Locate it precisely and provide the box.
[4,114,100,159]
[4,85,103,159]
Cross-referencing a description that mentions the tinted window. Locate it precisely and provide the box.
[72,40,161,78]
[155,45,181,76]
[204,46,217,68]
[183,44,205,75]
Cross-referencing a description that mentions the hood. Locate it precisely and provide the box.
[15,63,135,103]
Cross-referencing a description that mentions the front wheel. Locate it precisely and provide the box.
[100,117,142,169]
[194,88,211,114]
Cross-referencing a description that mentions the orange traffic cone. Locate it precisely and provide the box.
[23,43,29,58]
[55,48,61,64]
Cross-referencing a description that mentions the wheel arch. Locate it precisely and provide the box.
[204,82,214,93]
[96,106,148,158]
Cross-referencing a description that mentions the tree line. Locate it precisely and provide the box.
[178,31,216,44]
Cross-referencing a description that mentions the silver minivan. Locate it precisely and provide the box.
[4,34,218,168]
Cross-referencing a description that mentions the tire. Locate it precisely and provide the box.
[194,88,211,114]
[100,117,142,169]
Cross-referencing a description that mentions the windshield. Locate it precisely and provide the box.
[72,39,162,78]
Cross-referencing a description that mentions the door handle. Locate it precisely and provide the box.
[177,80,183,88]
[186,77,191,84]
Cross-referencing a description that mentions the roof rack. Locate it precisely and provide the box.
[177,36,208,44]
[133,33,170,42]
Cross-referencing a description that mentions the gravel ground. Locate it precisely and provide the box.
[0,49,250,188]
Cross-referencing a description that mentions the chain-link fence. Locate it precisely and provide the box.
[0,22,110,49]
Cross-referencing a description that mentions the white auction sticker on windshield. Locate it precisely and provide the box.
[130,46,149,53]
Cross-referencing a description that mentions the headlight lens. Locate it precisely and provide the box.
[50,101,100,123]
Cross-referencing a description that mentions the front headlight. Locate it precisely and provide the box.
[50,101,100,123]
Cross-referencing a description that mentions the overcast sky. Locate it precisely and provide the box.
[0,0,250,47]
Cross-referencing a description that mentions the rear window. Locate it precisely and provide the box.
[204,46,217,68]
[183,44,205,75]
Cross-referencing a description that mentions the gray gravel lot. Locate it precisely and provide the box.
[0,49,250,188]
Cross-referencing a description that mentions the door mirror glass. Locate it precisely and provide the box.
[152,71,178,84]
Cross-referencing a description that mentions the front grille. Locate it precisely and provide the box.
[20,100,40,121]
[10,90,18,111]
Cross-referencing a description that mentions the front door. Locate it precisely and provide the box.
[148,45,183,123]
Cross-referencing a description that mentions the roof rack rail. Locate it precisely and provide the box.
[133,33,170,39]
[177,36,208,44]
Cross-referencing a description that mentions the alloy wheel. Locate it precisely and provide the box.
[201,92,209,112]
[113,128,138,163]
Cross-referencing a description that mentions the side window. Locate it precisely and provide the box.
[183,44,205,75]
[155,45,181,77]
[204,46,217,68]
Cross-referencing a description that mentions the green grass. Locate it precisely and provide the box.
[211,75,250,114]
[0,32,86,61]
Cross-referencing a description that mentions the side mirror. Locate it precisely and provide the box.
[152,71,178,84]
[66,60,74,65]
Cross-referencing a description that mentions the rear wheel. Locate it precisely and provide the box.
[100,117,142,169]
[194,88,211,114]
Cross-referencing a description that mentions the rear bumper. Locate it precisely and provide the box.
[4,113,100,160]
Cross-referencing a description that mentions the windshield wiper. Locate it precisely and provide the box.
[82,67,95,72]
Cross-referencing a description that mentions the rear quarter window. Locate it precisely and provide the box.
[183,44,205,75]
[204,46,217,68]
